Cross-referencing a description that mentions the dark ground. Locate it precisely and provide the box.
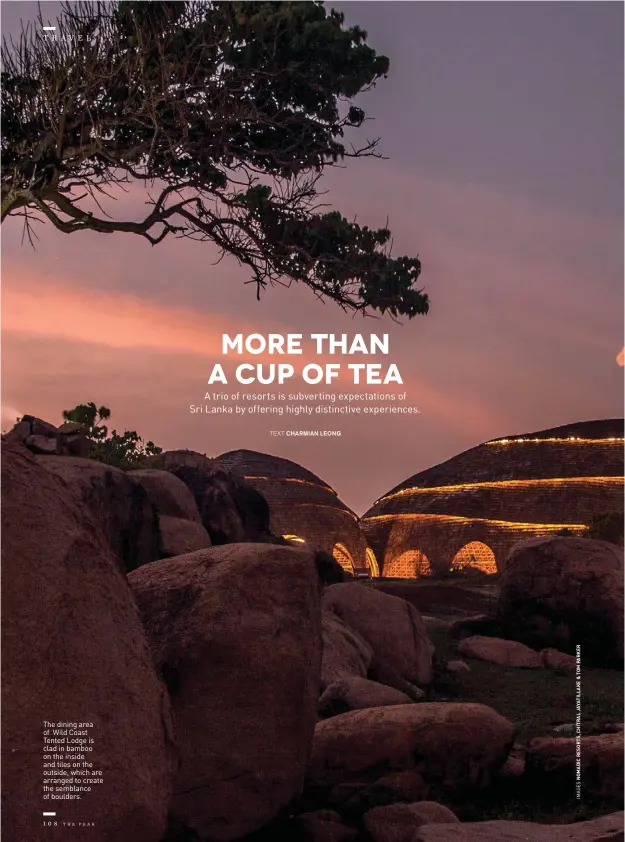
[371,576,624,823]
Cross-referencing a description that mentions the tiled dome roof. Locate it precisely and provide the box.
[212,449,376,576]
[362,419,624,577]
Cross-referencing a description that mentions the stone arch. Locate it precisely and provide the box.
[332,543,355,575]
[383,550,431,579]
[365,547,380,578]
[451,541,497,574]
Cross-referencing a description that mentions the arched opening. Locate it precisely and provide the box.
[332,543,355,575]
[451,541,497,574]
[282,534,306,544]
[365,547,380,578]
[383,550,431,579]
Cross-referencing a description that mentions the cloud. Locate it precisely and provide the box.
[2,156,622,513]
[2,270,495,431]
[2,272,235,357]
[1,403,23,431]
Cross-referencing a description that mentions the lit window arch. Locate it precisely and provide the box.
[332,543,355,575]
[383,550,431,579]
[451,541,497,574]
[365,547,380,577]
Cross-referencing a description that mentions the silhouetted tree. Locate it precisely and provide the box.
[2,1,428,318]
[63,401,162,468]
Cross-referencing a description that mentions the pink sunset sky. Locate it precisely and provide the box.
[2,2,623,515]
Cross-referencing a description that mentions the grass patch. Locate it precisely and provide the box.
[371,579,498,616]
[427,624,624,743]
[424,622,623,823]
[442,783,620,824]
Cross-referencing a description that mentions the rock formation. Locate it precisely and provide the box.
[526,732,624,800]
[412,812,624,841]
[129,468,212,557]
[322,583,435,688]
[457,636,543,668]
[1,439,176,842]
[37,456,161,572]
[128,543,322,841]
[2,416,623,842]
[307,703,515,791]
[497,536,624,666]
[156,454,276,545]
[6,415,89,457]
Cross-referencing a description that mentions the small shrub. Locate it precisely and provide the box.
[62,402,162,469]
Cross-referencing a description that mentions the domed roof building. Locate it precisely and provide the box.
[361,419,624,577]
[212,449,379,576]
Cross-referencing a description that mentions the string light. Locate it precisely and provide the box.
[244,475,336,494]
[282,534,306,543]
[273,501,359,521]
[362,512,589,531]
[486,436,624,445]
[377,476,623,504]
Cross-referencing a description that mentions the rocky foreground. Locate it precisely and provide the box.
[2,431,623,842]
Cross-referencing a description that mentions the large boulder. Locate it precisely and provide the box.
[526,732,624,799]
[321,609,426,700]
[1,439,176,842]
[541,647,576,670]
[364,802,459,842]
[321,609,373,689]
[128,469,202,522]
[297,811,357,842]
[412,812,624,841]
[449,614,501,641]
[56,420,90,457]
[6,415,58,441]
[337,771,430,817]
[456,636,543,668]
[496,744,526,779]
[191,465,272,543]
[36,456,161,572]
[315,550,349,585]
[322,584,435,687]
[128,469,211,557]
[497,537,623,666]
[445,660,471,674]
[145,448,214,472]
[154,452,275,545]
[158,515,212,557]
[307,703,515,791]
[128,543,322,842]
[319,677,414,718]
[6,414,89,457]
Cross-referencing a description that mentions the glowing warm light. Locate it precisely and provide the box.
[486,436,624,445]
[365,547,380,577]
[617,347,624,367]
[282,535,306,544]
[362,513,589,531]
[332,543,355,575]
[378,476,623,504]
[273,502,359,521]
[244,475,336,494]
[383,550,431,579]
[451,541,497,574]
